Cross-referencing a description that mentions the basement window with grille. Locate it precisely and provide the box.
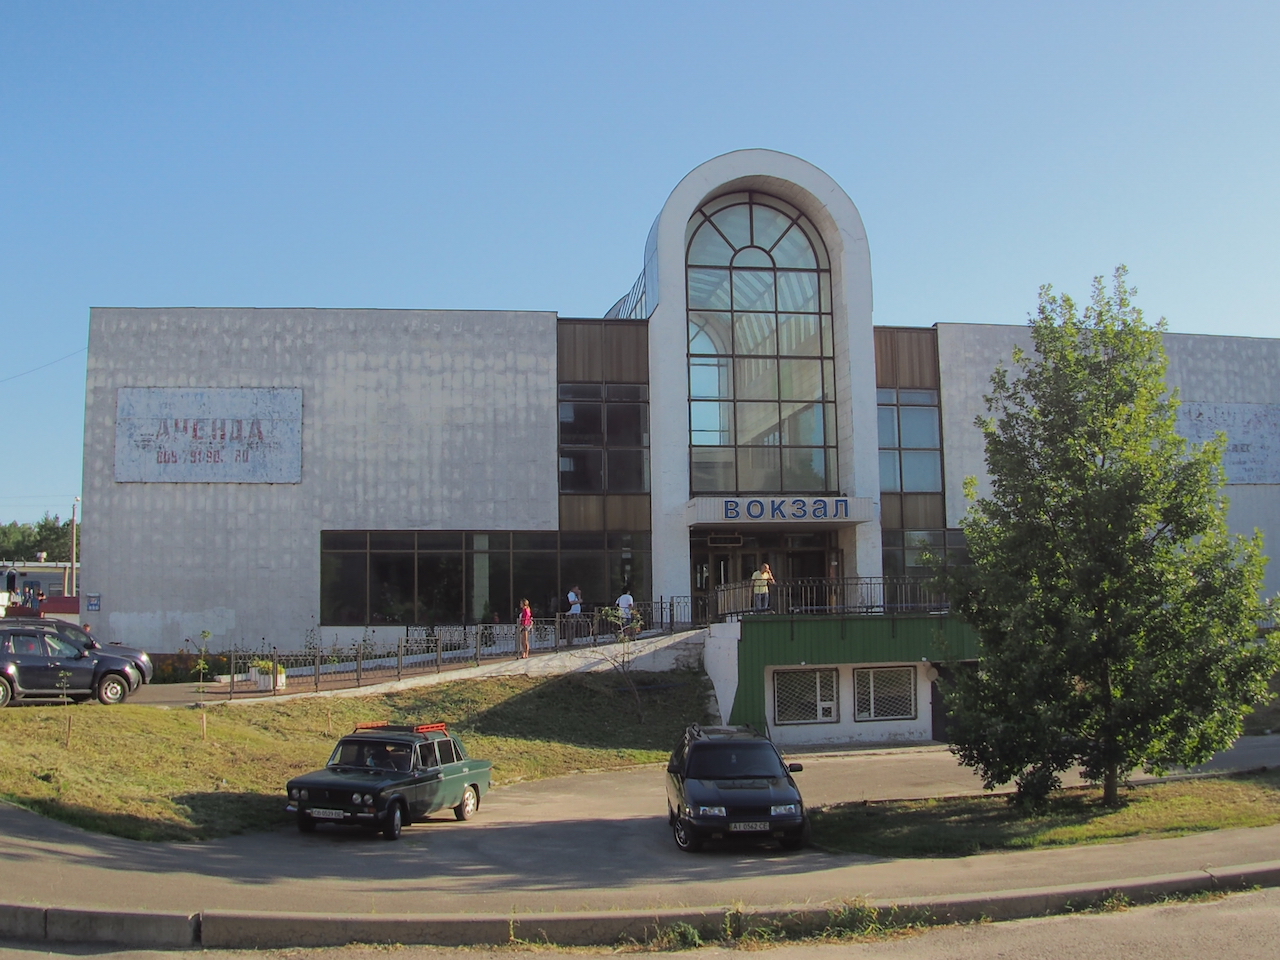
[774,668,838,724]
[854,666,916,721]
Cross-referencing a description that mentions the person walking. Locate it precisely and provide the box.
[517,598,533,659]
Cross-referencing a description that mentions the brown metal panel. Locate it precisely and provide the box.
[558,322,603,382]
[895,328,939,389]
[874,328,897,388]
[880,493,902,529]
[605,494,652,531]
[902,493,945,528]
[602,324,649,383]
[560,495,605,530]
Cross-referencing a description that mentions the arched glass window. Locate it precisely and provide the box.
[687,193,838,493]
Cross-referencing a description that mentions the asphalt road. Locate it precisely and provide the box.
[2,737,1278,919]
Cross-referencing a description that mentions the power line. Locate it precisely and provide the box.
[0,347,87,385]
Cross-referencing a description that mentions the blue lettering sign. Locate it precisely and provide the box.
[770,499,786,519]
[791,498,807,518]
[746,499,765,519]
[723,499,740,520]
[834,499,849,519]
[813,499,829,519]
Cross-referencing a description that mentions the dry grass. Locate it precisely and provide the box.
[0,671,707,841]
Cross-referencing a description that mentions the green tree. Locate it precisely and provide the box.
[0,515,72,562]
[940,267,1277,808]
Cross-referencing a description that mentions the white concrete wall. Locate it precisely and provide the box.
[81,308,559,652]
[765,663,934,746]
[703,620,742,722]
[937,323,1280,595]
[643,150,881,599]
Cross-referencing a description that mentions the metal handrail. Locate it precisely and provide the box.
[711,576,948,621]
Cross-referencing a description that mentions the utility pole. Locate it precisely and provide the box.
[70,497,80,598]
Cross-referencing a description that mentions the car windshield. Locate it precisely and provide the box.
[328,739,413,772]
[685,742,787,779]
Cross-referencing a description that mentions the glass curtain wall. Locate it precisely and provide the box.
[687,192,838,494]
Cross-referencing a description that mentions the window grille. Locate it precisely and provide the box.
[774,668,838,724]
[854,666,916,721]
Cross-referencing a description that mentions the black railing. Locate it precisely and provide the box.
[711,576,948,621]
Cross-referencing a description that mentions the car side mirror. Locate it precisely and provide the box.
[666,762,681,774]
[788,762,804,773]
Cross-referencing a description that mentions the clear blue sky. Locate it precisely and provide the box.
[2,1,1277,524]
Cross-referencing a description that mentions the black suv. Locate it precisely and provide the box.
[0,618,152,684]
[0,622,143,706]
[665,723,809,852]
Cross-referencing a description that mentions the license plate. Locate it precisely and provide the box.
[729,821,770,832]
[309,808,345,820]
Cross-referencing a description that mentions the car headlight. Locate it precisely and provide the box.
[771,803,799,816]
[697,805,726,817]
[363,794,374,805]
[299,789,309,800]
[290,788,299,800]
[352,792,362,804]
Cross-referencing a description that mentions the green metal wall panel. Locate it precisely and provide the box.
[728,615,980,731]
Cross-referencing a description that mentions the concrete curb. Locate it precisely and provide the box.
[4,860,1278,948]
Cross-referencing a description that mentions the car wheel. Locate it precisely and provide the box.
[383,802,403,840]
[0,677,12,708]
[96,673,129,705]
[454,785,479,821]
[297,813,316,833]
[673,818,702,853]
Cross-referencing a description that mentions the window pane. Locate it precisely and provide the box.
[820,273,831,312]
[605,403,648,446]
[687,221,734,265]
[559,449,604,492]
[731,246,772,268]
[690,400,734,445]
[782,448,826,492]
[559,553,607,610]
[690,447,735,492]
[370,532,415,550]
[901,451,942,492]
[737,447,780,491]
[609,550,651,601]
[467,550,510,623]
[734,357,778,399]
[878,406,898,447]
[560,531,605,549]
[558,383,602,400]
[688,267,731,309]
[826,448,839,490]
[899,406,940,448]
[321,531,366,551]
[752,204,792,249]
[321,553,367,625]
[899,389,939,405]
[512,552,560,618]
[733,312,776,356]
[688,311,732,354]
[736,402,781,445]
[781,402,824,445]
[418,531,464,550]
[370,553,415,624]
[606,449,649,492]
[513,532,558,549]
[690,356,733,399]
[709,203,751,248]
[605,384,648,401]
[770,224,817,268]
[825,404,839,447]
[880,450,901,492]
[797,216,829,268]
[821,313,834,357]
[776,271,819,312]
[559,402,603,445]
[779,358,824,401]
[876,388,897,404]
[468,532,509,550]
[732,269,776,312]
[777,314,821,356]
[607,530,651,550]
[776,670,818,722]
[417,553,464,624]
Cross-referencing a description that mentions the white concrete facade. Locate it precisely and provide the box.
[938,323,1280,595]
[81,308,558,651]
[644,150,882,601]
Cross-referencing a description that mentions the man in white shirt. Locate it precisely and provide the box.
[567,586,582,616]
[616,590,634,624]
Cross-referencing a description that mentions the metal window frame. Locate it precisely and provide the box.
[853,665,917,722]
[773,666,840,725]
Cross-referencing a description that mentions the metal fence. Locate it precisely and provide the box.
[213,602,701,698]
[712,576,948,621]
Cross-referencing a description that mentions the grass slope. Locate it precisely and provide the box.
[810,769,1280,857]
[0,670,708,841]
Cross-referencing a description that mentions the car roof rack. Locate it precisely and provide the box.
[688,722,766,740]
[352,721,449,735]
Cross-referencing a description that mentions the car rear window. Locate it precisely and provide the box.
[686,742,787,779]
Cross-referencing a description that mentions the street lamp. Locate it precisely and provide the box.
[70,497,80,598]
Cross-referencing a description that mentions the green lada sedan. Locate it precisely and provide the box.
[286,722,492,840]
